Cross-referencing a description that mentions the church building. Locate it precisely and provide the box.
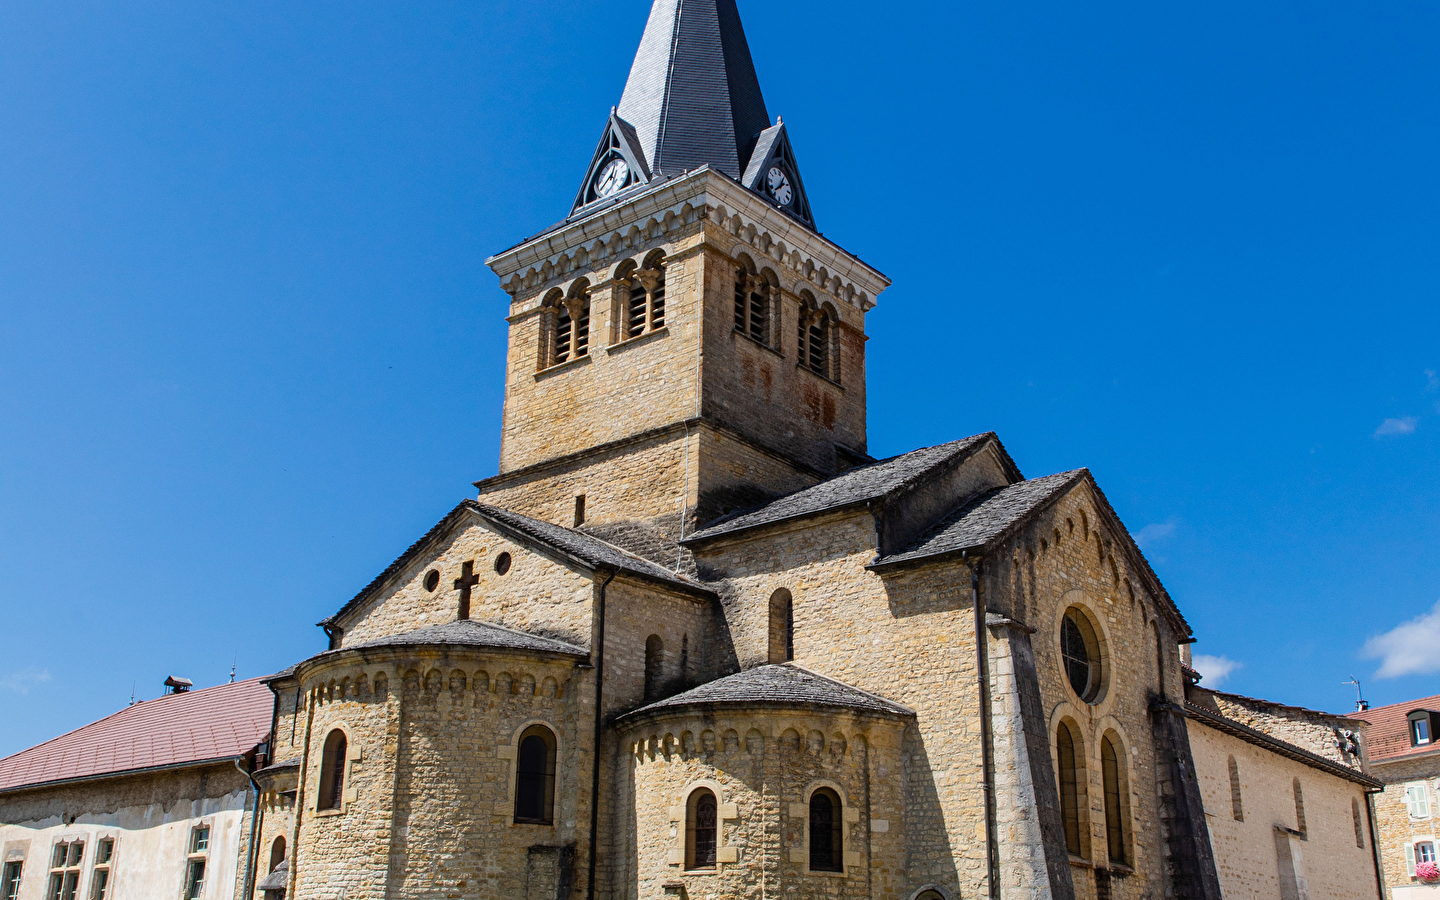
[0,2,1392,899]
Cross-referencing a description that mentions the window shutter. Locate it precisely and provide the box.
[1407,841,1417,876]
[1432,783,1440,820]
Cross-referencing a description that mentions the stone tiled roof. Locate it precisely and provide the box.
[326,499,712,628]
[0,679,272,794]
[340,619,588,658]
[1185,700,1381,788]
[685,434,1006,544]
[1355,693,1440,763]
[870,470,1087,569]
[620,664,914,720]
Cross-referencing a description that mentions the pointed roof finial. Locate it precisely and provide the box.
[776,115,783,126]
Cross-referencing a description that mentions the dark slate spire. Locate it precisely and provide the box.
[570,0,815,229]
[618,0,771,179]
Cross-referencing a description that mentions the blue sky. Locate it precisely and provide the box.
[2,0,1438,757]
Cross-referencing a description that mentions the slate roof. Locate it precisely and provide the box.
[326,499,712,628]
[620,664,914,720]
[340,619,588,658]
[1355,693,1440,763]
[684,434,1005,544]
[617,0,771,180]
[870,470,1088,569]
[0,679,272,794]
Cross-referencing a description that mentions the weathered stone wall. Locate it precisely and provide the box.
[337,519,597,650]
[1188,719,1377,900]
[286,646,590,900]
[0,764,250,900]
[1202,691,1366,769]
[614,708,907,900]
[1369,754,1440,899]
[693,423,824,527]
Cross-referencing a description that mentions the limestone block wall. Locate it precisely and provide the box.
[600,580,726,710]
[337,520,597,650]
[250,765,296,900]
[612,708,907,900]
[287,646,589,900]
[0,765,250,900]
[1370,755,1440,899]
[691,510,992,900]
[498,226,706,474]
[985,482,1183,900]
[1205,693,1367,769]
[1188,720,1377,900]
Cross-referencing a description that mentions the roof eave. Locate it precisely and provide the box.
[0,752,263,798]
[1184,701,1380,788]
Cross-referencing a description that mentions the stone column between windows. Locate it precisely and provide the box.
[637,268,662,332]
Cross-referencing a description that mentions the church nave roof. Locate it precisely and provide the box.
[619,663,914,720]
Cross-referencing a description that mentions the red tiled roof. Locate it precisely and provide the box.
[0,679,273,794]
[1354,693,1440,763]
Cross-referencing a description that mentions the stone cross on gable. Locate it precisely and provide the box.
[454,561,480,621]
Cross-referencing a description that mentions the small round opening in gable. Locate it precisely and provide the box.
[423,570,440,592]
[1061,607,1103,703]
[494,552,512,576]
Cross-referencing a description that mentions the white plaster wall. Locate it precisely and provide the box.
[0,791,246,900]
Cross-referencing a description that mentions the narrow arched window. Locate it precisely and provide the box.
[268,836,286,873]
[317,729,346,811]
[552,282,591,365]
[637,250,666,333]
[686,789,717,870]
[733,267,769,345]
[1101,735,1127,866]
[1293,778,1306,838]
[804,309,833,379]
[626,276,648,337]
[808,788,843,872]
[1352,798,1365,849]
[768,589,793,664]
[1057,722,1082,856]
[644,635,664,701]
[1228,756,1243,821]
[514,725,557,824]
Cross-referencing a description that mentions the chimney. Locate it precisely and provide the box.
[164,676,193,695]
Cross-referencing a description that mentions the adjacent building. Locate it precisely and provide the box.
[1358,695,1440,899]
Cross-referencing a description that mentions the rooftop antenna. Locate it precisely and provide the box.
[1344,675,1369,712]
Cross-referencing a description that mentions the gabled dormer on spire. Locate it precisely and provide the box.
[572,110,653,213]
[568,0,816,229]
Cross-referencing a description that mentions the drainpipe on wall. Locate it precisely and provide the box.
[585,567,617,900]
[1365,789,1386,900]
[235,755,264,900]
[970,557,1001,900]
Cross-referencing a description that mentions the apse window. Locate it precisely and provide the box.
[1060,607,1103,703]
[808,787,844,872]
[685,788,718,870]
[513,725,557,825]
[317,730,348,811]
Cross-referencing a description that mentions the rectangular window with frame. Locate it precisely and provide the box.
[47,841,83,900]
[89,837,113,900]
[189,826,209,855]
[3,861,22,900]
[183,859,205,899]
[1407,784,1432,819]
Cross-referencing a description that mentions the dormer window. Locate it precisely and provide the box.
[1410,710,1436,747]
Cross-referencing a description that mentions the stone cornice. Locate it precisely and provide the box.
[485,169,890,311]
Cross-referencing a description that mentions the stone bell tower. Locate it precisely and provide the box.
[478,0,889,538]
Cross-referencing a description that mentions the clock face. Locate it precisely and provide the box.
[766,166,793,207]
[594,158,629,198]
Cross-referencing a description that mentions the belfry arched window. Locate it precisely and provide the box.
[617,252,666,339]
[317,729,347,811]
[542,281,591,368]
[808,787,843,872]
[514,725,557,824]
[768,589,793,664]
[797,294,839,382]
[733,262,772,346]
[686,788,718,870]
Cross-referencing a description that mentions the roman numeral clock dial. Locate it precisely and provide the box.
[594,158,629,198]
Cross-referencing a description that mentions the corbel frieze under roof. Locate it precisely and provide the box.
[487,170,889,313]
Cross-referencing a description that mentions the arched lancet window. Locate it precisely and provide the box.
[1057,721,1084,857]
[1293,778,1306,837]
[808,787,843,872]
[1228,755,1243,821]
[268,836,286,873]
[1101,734,1129,866]
[1352,797,1365,849]
[686,788,718,870]
[547,281,591,366]
[317,729,347,811]
[644,635,664,701]
[733,263,771,346]
[514,725,557,824]
[768,589,793,664]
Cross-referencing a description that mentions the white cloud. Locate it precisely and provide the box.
[1192,654,1242,686]
[1426,369,1438,392]
[1362,599,1440,678]
[1375,417,1418,438]
[0,667,51,695]
[1135,520,1177,549]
